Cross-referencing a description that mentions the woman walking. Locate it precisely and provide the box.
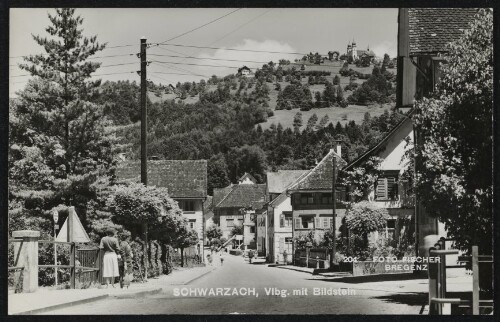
[100,229,120,288]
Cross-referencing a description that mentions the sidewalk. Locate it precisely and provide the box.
[272,264,473,294]
[9,265,216,315]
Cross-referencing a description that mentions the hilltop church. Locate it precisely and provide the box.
[346,39,376,62]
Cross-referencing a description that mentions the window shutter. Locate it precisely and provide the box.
[280,214,285,228]
[294,218,301,229]
[314,217,321,229]
[376,178,388,200]
[329,217,333,229]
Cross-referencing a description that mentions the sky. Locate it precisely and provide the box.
[10,8,398,96]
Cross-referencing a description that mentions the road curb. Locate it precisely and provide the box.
[112,288,163,299]
[182,267,217,285]
[11,294,109,315]
[273,265,314,275]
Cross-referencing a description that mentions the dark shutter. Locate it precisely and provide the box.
[376,178,388,200]
[387,177,398,200]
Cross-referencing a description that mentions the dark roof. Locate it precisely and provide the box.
[115,160,207,199]
[238,66,251,72]
[287,150,346,192]
[357,50,375,57]
[408,8,478,56]
[267,170,309,194]
[214,184,267,209]
[343,112,413,171]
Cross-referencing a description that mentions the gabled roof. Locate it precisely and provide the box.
[238,172,258,184]
[214,184,267,210]
[267,170,309,194]
[238,66,251,72]
[269,171,310,207]
[287,150,346,192]
[408,8,477,56]
[115,160,207,199]
[343,112,413,171]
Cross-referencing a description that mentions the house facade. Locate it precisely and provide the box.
[115,160,208,257]
[213,182,266,249]
[266,170,309,264]
[342,115,415,245]
[238,66,252,76]
[396,8,477,255]
[287,149,347,255]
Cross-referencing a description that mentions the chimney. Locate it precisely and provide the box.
[336,145,342,158]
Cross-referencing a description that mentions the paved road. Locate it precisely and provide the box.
[45,255,427,314]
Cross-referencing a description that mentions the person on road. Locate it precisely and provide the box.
[100,229,120,288]
[220,253,224,266]
[118,231,133,289]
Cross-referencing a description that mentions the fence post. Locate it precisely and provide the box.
[472,246,479,315]
[70,242,76,289]
[12,230,40,293]
[439,238,447,300]
[428,246,439,315]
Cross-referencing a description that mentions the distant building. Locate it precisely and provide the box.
[238,172,258,185]
[346,39,376,63]
[238,66,252,76]
[328,51,340,61]
[213,181,266,249]
[115,160,208,258]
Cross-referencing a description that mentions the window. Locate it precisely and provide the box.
[250,226,255,233]
[320,193,332,204]
[180,200,195,212]
[322,217,329,229]
[226,219,234,227]
[375,172,399,201]
[386,219,396,240]
[280,213,293,228]
[295,216,314,229]
[189,219,196,229]
[300,193,314,205]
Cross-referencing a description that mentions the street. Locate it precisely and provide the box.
[45,254,428,314]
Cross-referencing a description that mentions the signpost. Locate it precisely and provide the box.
[52,209,59,286]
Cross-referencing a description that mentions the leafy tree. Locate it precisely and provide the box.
[231,223,244,236]
[9,8,116,237]
[345,201,389,249]
[317,115,330,130]
[306,113,319,131]
[411,9,493,254]
[293,112,303,131]
[207,153,231,195]
[173,227,199,267]
[227,145,268,183]
[206,224,223,241]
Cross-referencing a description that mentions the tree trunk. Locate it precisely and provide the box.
[180,248,184,267]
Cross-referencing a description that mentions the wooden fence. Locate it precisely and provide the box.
[428,238,493,315]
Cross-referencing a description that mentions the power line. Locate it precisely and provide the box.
[11,70,137,78]
[156,8,242,45]
[150,71,208,78]
[150,62,210,79]
[153,43,312,56]
[148,53,273,65]
[152,59,260,70]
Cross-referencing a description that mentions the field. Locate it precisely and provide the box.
[259,104,391,131]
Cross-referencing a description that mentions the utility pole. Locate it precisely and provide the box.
[330,152,337,268]
[140,36,148,280]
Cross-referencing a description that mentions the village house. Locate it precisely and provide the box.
[287,148,347,254]
[266,170,309,263]
[237,65,252,76]
[115,160,208,257]
[203,195,214,245]
[342,115,415,244]
[396,8,477,255]
[212,180,266,249]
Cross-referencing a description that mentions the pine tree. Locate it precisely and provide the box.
[10,8,117,237]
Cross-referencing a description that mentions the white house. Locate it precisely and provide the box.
[266,170,309,263]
